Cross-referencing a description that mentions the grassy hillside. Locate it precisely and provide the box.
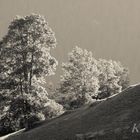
[7,85,140,140]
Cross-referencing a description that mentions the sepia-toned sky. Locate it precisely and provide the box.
[0,0,140,85]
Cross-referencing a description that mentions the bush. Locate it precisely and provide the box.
[43,99,64,119]
[0,96,46,136]
[25,113,45,130]
[0,113,13,136]
[58,92,93,110]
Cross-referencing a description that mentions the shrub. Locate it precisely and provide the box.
[43,99,64,119]
[0,96,46,136]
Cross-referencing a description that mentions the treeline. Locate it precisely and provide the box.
[0,14,129,136]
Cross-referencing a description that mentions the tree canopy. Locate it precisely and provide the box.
[0,14,59,134]
[58,46,129,109]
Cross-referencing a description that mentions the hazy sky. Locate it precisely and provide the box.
[0,0,140,85]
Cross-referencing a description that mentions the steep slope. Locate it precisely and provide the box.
[7,85,140,140]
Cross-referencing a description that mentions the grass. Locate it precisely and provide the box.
[6,84,140,140]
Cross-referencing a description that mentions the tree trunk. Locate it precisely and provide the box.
[23,52,28,94]
[20,76,23,96]
[29,53,34,89]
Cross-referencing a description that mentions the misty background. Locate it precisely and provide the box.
[0,0,140,85]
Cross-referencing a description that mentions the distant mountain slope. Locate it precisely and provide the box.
[7,85,140,140]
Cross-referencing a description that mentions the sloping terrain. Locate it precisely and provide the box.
[7,84,140,140]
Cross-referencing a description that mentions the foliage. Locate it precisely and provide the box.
[43,99,64,119]
[59,46,99,109]
[59,46,129,109]
[97,59,129,99]
[0,14,57,93]
[0,14,58,135]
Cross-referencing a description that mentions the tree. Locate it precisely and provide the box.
[0,14,58,134]
[97,59,129,99]
[112,61,129,90]
[59,46,99,109]
[58,47,130,109]
[0,14,57,94]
